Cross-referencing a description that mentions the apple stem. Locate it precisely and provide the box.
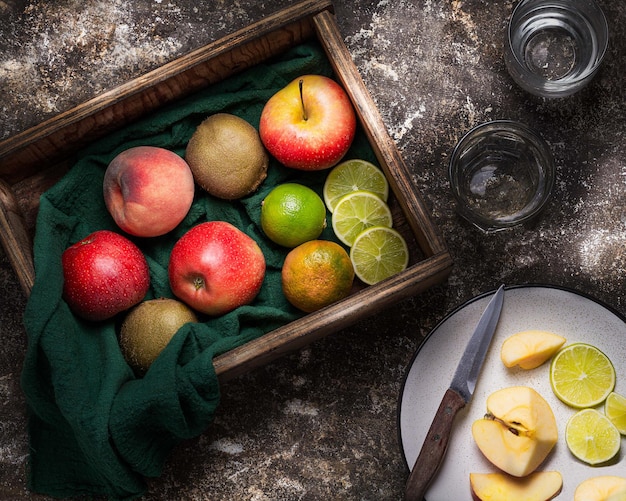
[299,79,307,121]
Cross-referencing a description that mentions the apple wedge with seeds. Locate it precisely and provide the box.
[472,386,558,477]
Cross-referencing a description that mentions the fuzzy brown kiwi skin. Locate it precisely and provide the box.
[185,113,269,200]
[119,298,198,375]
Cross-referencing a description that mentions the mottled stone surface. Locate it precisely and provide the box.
[1,0,625,499]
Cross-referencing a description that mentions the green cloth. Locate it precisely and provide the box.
[20,42,377,500]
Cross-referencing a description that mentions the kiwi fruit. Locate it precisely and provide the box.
[119,298,198,375]
[185,113,269,200]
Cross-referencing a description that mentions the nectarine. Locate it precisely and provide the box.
[103,146,195,237]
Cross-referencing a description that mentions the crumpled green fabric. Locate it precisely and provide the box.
[20,42,377,499]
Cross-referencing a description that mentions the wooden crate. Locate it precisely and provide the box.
[0,0,452,382]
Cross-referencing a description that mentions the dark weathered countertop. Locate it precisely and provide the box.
[1,0,625,499]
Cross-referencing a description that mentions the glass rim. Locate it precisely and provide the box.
[448,120,556,232]
[505,0,609,95]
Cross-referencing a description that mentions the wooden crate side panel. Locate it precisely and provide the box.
[312,10,448,258]
[0,179,34,294]
[213,251,453,382]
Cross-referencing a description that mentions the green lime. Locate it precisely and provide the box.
[605,392,626,435]
[350,226,409,285]
[261,183,327,248]
[549,343,616,408]
[331,190,393,247]
[565,408,621,465]
[323,159,389,212]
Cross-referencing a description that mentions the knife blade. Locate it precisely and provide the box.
[404,284,505,501]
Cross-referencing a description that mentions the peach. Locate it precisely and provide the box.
[103,146,195,237]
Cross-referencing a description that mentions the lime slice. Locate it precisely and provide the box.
[350,226,409,285]
[549,343,616,408]
[331,191,393,247]
[565,408,621,465]
[323,159,389,213]
[605,392,626,435]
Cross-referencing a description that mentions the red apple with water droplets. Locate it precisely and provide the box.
[62,230,151,322]
[259,74,357,170]
[168,221,266,316]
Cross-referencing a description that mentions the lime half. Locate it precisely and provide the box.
[605,392,626,435]
[549,343,616,408]
[331,191,393,247]
[323,159,389,213]
[565,408,621,465]
[350,226,409,285]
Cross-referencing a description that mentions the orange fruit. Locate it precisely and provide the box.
[261,183,327,248]
[281,240,354,313]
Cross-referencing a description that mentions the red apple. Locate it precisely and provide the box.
[168,221,266,316]
[259,74,357,171]
[62,230,150,322]
[103,146,195,237]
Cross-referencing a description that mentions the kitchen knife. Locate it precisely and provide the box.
[404,284,505,501]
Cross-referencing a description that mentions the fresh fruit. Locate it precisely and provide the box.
[469,471,562,501]
[259,74,357,171]
[119,298,198,374]
[350,226,409,285]
[500,330,566,370]
[605,392,626,434]
[549,343,616,408]
[261,183,326,247]
[62,230,150,322]
[103,145,195,237]
[565,408,621,465]
[322,159,389,212]
[185,113,268,200]
[168,221,266,316]
[574,476,626,501]
[331,190,393,246]
[471,386,558,477]
[281,240,354,313]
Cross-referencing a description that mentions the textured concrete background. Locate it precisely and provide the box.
[1,0,625,499]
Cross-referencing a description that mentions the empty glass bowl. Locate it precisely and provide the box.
[448,121,556,232]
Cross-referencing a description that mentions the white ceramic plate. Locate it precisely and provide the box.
[399,285,626,500]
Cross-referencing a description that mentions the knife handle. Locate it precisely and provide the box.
[404,388,466,501]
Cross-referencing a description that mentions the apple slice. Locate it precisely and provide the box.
[500,330,566,369]
[574,476,626,501]
[472,386,558,477]
[470,471,562,501]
